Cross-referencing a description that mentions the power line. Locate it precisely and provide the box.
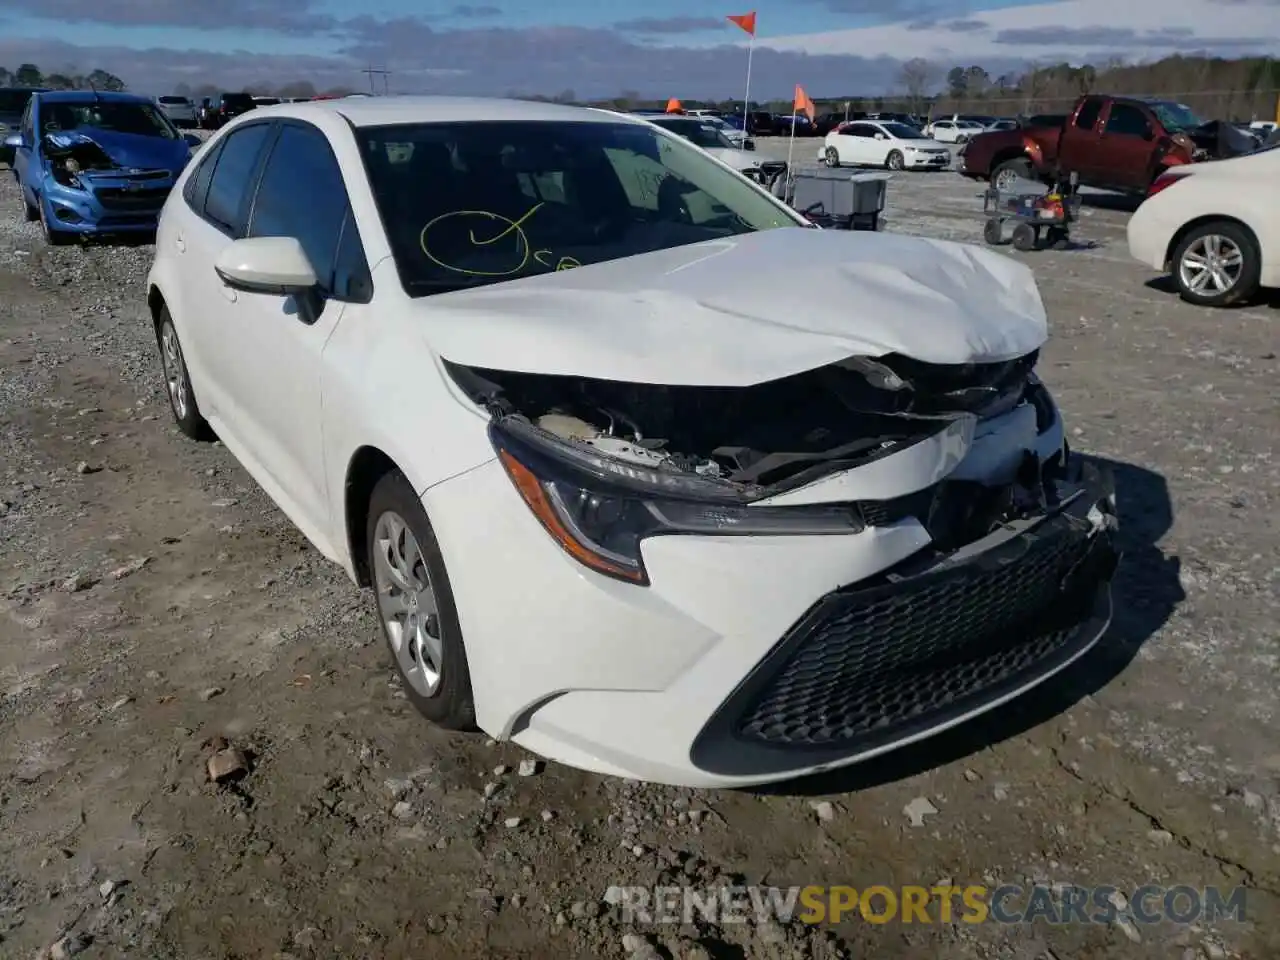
[361,65,390,95]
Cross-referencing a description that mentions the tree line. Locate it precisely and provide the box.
[6,52,1278,122]
[1,63,126,92]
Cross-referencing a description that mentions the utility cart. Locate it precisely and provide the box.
[982,171,1081,251]
[776,168,890,231]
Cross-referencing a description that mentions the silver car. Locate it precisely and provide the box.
[156,95,197,127]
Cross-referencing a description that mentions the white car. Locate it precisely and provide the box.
[821,120,951,171]
[1127,143,1279,307]
[637,113,782,184]
[145,96,1118,788]
[928,119,984,144]
[156,95,197,127]
[702,116,750,147]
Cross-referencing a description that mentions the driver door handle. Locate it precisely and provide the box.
[174,233,186,253]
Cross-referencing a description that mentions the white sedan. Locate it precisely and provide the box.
[145,96,1118,788]
[820,120,951,171]
[928,119,985,143]
[1127,143,1279,306]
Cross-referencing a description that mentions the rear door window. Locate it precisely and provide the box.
[202,122,271,234]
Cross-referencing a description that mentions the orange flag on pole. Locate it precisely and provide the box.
[665,97,683,113]
[793,84,816,122]
[726,11,757,36]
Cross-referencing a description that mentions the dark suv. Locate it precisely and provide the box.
[1,87,49,163]
[210,92,256,129]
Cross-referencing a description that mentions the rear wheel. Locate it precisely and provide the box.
[157,309,213,440]
[824,146,840,168]
[1011,223,1038,252]
[885,150,904,171]
[992,158,1032,192]
[1172,220,1261,307]
[367,471,476,730]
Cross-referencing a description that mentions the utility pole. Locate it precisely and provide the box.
[361,65,389,95]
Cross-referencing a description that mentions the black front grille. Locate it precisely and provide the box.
[95,185,171,211]
[734,514,1109,749]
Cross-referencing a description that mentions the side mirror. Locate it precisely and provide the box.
[214,237,317,296]
[3,132,24,150]
[183,133,202,148]
[874,132,886,140]
[1141,127,1155,142]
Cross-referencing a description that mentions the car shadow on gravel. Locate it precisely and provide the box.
[755,454,1185,798]
[1078,192,1142,213]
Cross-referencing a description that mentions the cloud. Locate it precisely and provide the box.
[614,16,726,35]
[0,30,909,99]
[992,25,1273,49]
[765,0,1280,61]
[450,4,501,16]
[0,0,334,33]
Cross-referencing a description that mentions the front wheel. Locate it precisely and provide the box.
[367,470,476,730]
[18,179,38,222]
[885,150,904,171]
[38,201,71,245]
[992,158,1033,192]
[824,146,840,168]
[1172,221,1261,307]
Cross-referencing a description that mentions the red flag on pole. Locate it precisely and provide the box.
[726,11,757,36]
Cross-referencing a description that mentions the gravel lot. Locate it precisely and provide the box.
[1,139,1278,960]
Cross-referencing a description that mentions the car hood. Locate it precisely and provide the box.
[414,227,1047,386]
[45,128,188,173]
[704,147,758,170]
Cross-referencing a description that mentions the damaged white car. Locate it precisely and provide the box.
[145,97,1120,788]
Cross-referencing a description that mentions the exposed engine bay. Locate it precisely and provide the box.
[44,132,121,188]
[446,351,1044,497]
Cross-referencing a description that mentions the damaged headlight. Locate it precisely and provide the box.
[490,418,864,585]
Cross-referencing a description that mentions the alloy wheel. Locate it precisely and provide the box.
[159,323,190,421]
[372,511,443,697]
[1178,234,1243,297]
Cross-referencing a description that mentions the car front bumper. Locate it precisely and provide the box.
[423,389,1118,788]
[40,173,176,235]
[904,151,952,169]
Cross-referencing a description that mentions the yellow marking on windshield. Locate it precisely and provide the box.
[419,202,581,278]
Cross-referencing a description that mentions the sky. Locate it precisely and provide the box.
[1,0,1278,98]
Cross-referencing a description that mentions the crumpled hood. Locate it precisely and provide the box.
[415,227,1048,386]
[45,128,188,174]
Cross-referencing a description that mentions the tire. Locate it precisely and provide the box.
[1171,220,1261,307]
[1011,223,1038,252]
[992,158,1032,192]
[983,218,1005,245]
[156,308,213,440]
[366,470,476,730]
[885,150,904,171]
[38,200,71,246]
[18,178,38,222]
[824,147,840,168]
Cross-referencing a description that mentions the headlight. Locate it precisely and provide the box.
[490,418,864,585]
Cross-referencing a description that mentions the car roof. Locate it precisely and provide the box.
[36,90,153,104]
[256,95,643,128]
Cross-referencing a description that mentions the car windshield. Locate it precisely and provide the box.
[645,117,734,150]
[1150,101,1204,132]
[40,100,179,139]
[358,120,798,298]
[880,122,927,139]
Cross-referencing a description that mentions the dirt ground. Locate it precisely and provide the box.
[1,145,1278,960]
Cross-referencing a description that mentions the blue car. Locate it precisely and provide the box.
[4,91,200,244]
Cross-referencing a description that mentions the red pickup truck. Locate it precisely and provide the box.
[957,95,1211,193]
